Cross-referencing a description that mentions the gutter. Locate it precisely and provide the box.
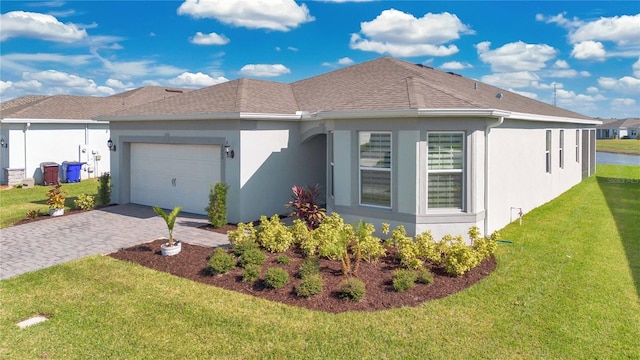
[97,112,307,122]
[484,116,504,236]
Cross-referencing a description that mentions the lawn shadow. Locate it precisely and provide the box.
[597,176,640,298]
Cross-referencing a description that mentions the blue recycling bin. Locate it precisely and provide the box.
[65,162,84,183]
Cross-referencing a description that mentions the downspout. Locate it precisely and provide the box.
[484,116,504,235]
[23,122,30,177]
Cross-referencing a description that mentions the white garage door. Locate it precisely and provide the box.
[130,143,221,214]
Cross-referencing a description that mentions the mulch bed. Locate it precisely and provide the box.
[109,233,496,313]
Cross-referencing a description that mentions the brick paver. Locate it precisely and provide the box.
[0,204,229,280]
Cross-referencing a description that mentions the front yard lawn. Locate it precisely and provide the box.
[0,165,638,359]
[0,180,99,229]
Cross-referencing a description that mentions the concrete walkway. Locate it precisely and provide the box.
[0,204,229,280]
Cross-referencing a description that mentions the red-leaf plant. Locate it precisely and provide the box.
[286,184,326,230]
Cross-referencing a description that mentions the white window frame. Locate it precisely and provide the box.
[426,131,465,210]
[546,130,552,173]
[358,131,392,208]
[559,130,564,169]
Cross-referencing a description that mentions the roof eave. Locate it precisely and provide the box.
[98,112,305,122]
[1,118,109,124]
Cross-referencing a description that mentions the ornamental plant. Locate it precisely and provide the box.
[74,193,96,210]
[152,206,182,247]
[227,222,257,247]
[96,172,111,206]
[286,184,326,230]
[264,267,289,289]
[392,269,417,292]
[338,278,366,302]
[295,274,324,298]
[257,215,295,253]
[208,248,236,275]
[46,184,66,210]
[206,182,230,228]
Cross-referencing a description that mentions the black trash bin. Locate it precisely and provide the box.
[40,162,59,185]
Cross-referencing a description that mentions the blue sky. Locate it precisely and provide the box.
[1,1,638,119]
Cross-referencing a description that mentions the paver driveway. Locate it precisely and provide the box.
[0,204,229,280]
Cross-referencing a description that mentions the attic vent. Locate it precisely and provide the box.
[165,89,183,93]
[496,93,504,99]
[415,63,433,69]
[447,72,462,77]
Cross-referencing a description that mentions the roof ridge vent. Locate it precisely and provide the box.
[446,71,462,77]
[415,63,433,69]
[496,93,504,99]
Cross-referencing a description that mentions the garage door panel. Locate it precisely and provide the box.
[130,143,221,214]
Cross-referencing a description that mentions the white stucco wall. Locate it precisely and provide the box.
[486,122,584,233]
[109,120,325,223]
[0,122,110,185]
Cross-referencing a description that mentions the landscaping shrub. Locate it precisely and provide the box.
[232,240,260,258]
[442,235,480,276]
[295,274,324,298]
[473,230,500,261]
[315,213,355,275]
[205,182,229,228]
[276,255,291,265]
[392,269,417,292]
[264,267,289,289]
[96,172,111,205]
[238,247,266,267]
[338,278,366,302]
[415,230,442,265]
[286,184,326,230]
[257,215,295,253]
[208,248,236,275]
[390,225,424,270]
[242,264,261,282]
[228,222,257,247]
[25,209,40,219]
[353,220,386,263]
[416,268,435,285]
[298,256,320,278]
[290,219,318,256]
[74,193,96,210]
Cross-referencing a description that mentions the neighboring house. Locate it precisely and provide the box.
[100,57,600,238]
[596,118,640,139]
[0,86,189,185]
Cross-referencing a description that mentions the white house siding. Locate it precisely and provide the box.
[486,121,584,234]
[0,122,110,185]
[109,119,325,223]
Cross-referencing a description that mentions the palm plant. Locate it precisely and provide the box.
[153,206,182,247]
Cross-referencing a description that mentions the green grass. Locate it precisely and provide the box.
[0,180,99,228]
[597,138,640,155]
[1,166,639,359]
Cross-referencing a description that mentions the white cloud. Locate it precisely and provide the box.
[19,70,115,96]
[287,46,298,52]
[349,9,473,57]
[476,41,557,72]
[168,72,229,87]
[440,61,472,70]
[322,57,355,68]
[571,41,606,61]
[0,11,87,42]
[509,89,538,99]
[239,64,290,77]
[569,14,640,47]
[177,0,314,32]
[611,98,637,107]
[587,86,599,94]
[480,71,540,89]
[536,12,583,29]
[0,80,13,93]
[633,58,640,78]
[0,53,94,73]
[189,32,230,45]
[598,76,640,95]
[553,60,570,69]
[105,78,134,89]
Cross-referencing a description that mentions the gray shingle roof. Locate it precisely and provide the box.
[0,86,190,120]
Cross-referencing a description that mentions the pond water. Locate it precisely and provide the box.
[596,152,640,166]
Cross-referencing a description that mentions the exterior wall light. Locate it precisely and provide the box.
[0,137,7,148]
[107,138,116,152]
[224,142,234,159]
